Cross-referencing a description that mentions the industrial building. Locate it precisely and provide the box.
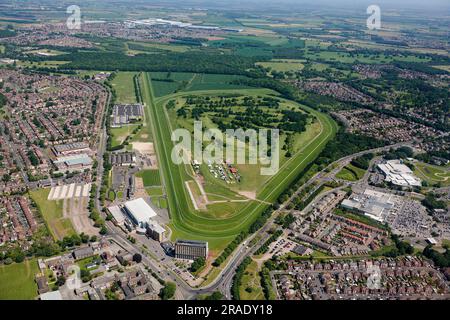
[114,198,165,241]
[175,239,208,260]
[341,189,395,222]
[53,153,93,172]
[377,160,421,187]
[107,205,126,226]
[110,152,136,166]
[52,142,91,156]
[111,104,143,127]
[147,221,166,242]
[123,198,157,228]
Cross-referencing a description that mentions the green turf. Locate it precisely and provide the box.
[0,259,39,300]
[136,169,161,186]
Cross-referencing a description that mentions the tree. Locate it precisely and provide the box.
[203,291,223,300]
[80,233,90,243]
[56,276,66,287]
[2,174,10,183]
[99,225,107,235]
[190,257,206,272]
[160,282,176,300]
[133,253,142,263]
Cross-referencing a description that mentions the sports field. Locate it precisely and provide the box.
[0,259,39,300]
[140,72,337,254]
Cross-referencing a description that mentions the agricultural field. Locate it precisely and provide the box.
[0,259,39,300]
[413,162,450,187]
[141,72,337,255]
[29,189,76,240]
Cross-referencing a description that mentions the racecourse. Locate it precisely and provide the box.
[141,72,337,251]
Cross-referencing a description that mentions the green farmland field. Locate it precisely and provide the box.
[0,259,39,300]
[141,72,337,254]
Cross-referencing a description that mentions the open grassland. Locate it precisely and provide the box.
[336,164,366,181]
[257,59,305,72]
[0,259,39,300]
[110,72,138,103]
[29,188,75,240]
[110,124,140,147]
[141,72,336,252]
[239,260,265,300]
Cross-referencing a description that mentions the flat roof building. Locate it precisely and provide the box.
[175,239,208,260]
[40,290,63,300]
[377,160,421,187]
[53,154,93,172]
[52,142,90,156]
[107,205,126,226]
[123,198,157,228]
[147,221,165,242]
[110,152,136,166]
[112,104,143,127]
[341,189,395,222]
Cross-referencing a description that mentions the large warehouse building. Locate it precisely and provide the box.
[123,198,157,228]
[175,239,208,260]
[377,160,421,187]
[116,198,166,241]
